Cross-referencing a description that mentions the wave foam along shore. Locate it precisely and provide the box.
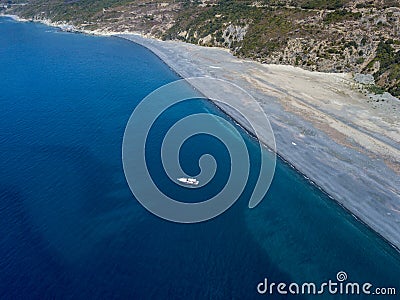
[117,33,400,251]
[0,14,27,22]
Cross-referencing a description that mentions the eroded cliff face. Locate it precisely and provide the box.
[2,0,399,96]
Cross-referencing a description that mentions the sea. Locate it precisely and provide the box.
[0,17,399,299]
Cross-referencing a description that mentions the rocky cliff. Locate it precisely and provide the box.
[2,0,399,96]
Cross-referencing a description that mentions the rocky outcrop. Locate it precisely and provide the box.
[3,0,399,96]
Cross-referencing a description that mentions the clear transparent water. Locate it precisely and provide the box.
[0,17,399,299]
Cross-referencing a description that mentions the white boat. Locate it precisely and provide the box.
[177,177,199,186]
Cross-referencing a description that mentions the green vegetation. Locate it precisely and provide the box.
[366,84,385,94]
[164,1,258,44]
[299,0,345,10]
[6,0,134,23]
[166,2,314,59]
[3,0,399,97]
[238,9,297,57]
[366,40,400,96]
[324,9,362,24]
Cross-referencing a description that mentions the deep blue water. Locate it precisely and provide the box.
[0,17,399,299]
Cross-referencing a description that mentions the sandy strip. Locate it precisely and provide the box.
[3,14,398,250]
[118,34,400,251]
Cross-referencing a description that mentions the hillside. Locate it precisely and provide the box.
[1,0,399,96]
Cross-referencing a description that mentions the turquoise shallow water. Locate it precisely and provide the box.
[0,17,399,299]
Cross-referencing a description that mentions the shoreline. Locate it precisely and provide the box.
[2,15,400,252]
[117,34,400,252]
[0,13,148,37]
[115,34,400,253]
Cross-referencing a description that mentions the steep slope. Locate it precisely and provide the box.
[2,0,399,96]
